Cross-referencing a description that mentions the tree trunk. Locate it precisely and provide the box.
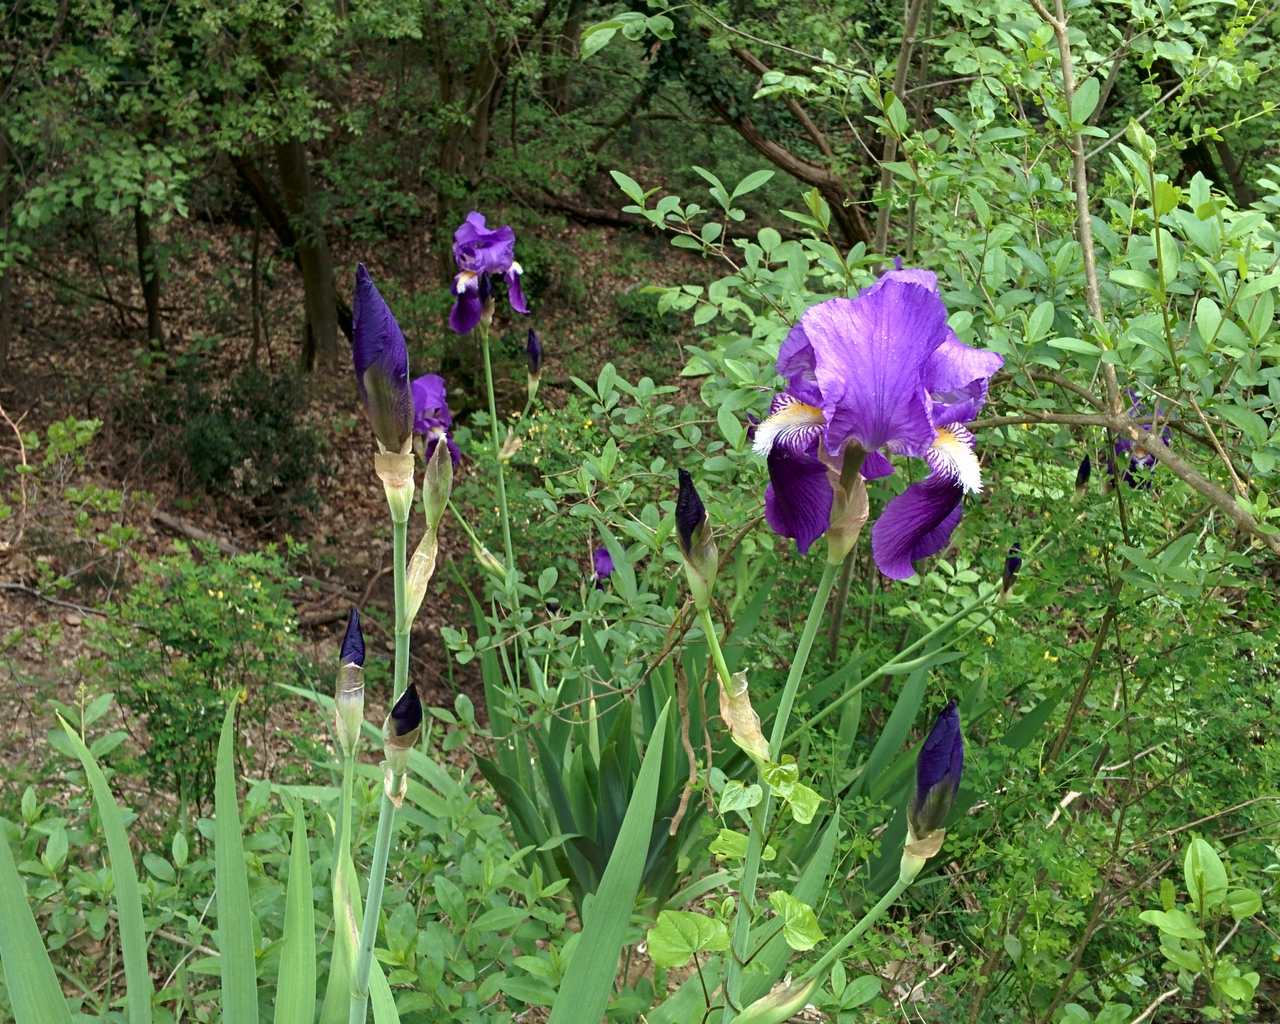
[0,131,13,375]
[230,153,353,340]
[133,203,164,350]
[273,139,339,370]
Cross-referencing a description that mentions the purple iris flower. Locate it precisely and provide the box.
[449,212,530,334]
[1115,392,1171,490]
[909,699,964,839]
[411,373,461,466]
[352,264,413,451]
[340,607,365,667]
[752,267,1003,579]
[592,546,614,587]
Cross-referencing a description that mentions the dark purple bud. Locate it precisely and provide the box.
[340,608,364,667]
[1002,543,1022,592]
[745,413,760,445]
[909,700,964,839]
[389,683,423,738]
[675,469,706,558]
[526,329,543,377]
[593,545,614,587]
[352,264,413,451]
[1075,454,1091,494]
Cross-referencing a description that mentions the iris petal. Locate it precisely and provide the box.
[871,475,964,580]
[794,284,949,456]
[449,286,484,335]
[765,444,834,555]
[924,333,1004,424]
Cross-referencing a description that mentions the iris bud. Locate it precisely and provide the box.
[1075,454,1092,497]
[902,700,964,883]
[825,448,870,566]
[526,329,543,403]
[383,683,423,803]
[352,264,413,453]
[1001,543,1022,594]
[732,976,818,1024]
[333,608,365,756]
[676,469,718,610]
[421,430,453,532]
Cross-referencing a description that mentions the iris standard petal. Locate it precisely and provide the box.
[871,474,965,580]
[799,285,948,456]
[764,444,834,555]
[453,212,516,275]
[411,374,452,432]
[924,333,1004,424]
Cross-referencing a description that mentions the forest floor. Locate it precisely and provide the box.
[0,211,704,799]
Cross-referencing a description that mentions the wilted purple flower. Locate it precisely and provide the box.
[388,683,423,738]
[1115,393,1171,490]
[592,546,614,587]
[352,264,413,451]
[1002,543,1022,592]
[909,700,964,840]
[526,329,543,377]
[340,608,365,667]
[752,267,1003,578]
[411,374,460,466]
[449,212,529,334]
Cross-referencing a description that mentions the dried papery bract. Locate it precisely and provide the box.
[824,449,870,566]
[333,608,365,756]
[901,700,964,883]
[676,469,718,610]
[719,671,769,763]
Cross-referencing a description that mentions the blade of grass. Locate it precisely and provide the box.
[547,701,670,1024]
[57,716,153,1024]
[274,800,316,1024]
[215,696,259,1022]
[0,824,73,1024]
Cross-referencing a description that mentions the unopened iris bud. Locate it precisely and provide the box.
[421,431,453,532]
[383,683,423,803]
[526,329,543,403]
[473,542,506,579]
[733,976,818,1024]
[592,546,614,589]
[676,469,718,610]
[1075,454,1091,497]
[1001,543,1022,594]
[333,608,365,756]
[902,700,964,883]
[352,265,413,455]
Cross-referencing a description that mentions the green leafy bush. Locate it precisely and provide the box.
[85,542,304,809]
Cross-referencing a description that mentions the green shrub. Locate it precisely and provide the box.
[85,542,305,810]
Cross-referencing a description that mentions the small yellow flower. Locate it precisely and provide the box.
[1042,650,1059,662]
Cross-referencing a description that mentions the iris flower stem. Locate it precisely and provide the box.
[348,788,398,1024]
[721,561,840,1021]
[349,514,409,1024]
[479,323,537,698]
[796,876,912,989]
